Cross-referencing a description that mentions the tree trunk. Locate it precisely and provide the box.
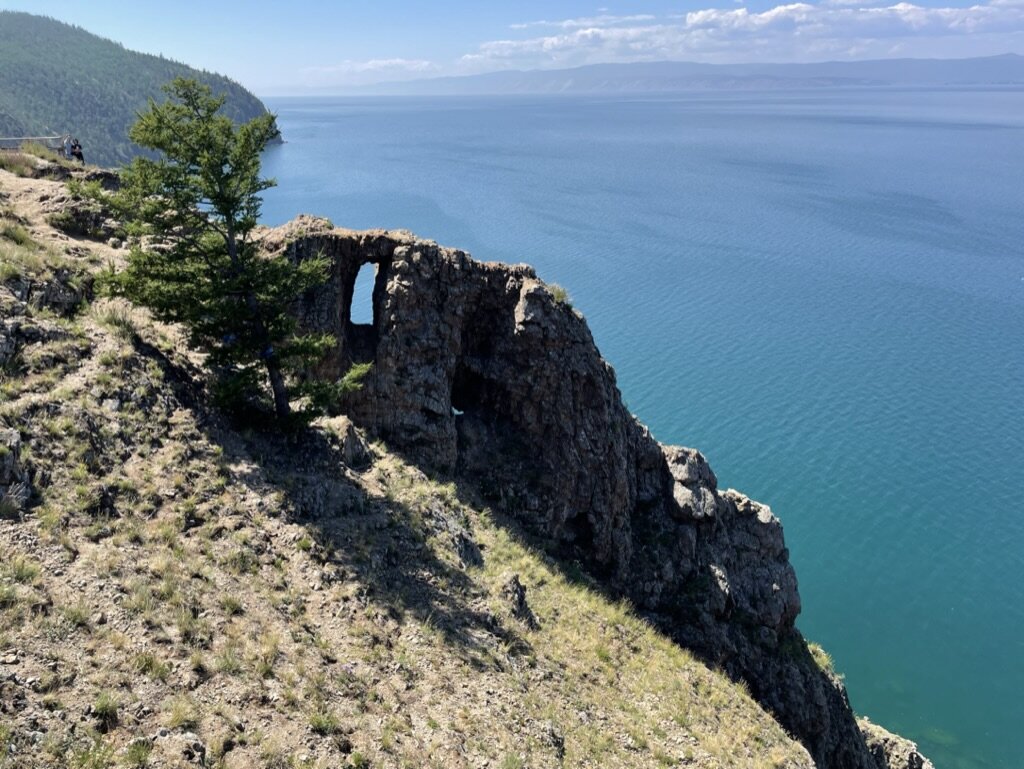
[266,360,290,419]
[240,284,290,420]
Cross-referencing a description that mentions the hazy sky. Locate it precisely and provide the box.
[3,0,1023,93]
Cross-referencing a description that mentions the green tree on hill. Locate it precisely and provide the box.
[107,78,336,421]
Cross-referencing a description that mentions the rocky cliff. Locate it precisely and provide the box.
[2,169,822,769]
[266,216,932,769]
[0,165,932,768]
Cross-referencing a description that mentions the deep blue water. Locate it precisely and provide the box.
[259,89,1024,769]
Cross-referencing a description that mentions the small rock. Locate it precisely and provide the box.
[501,573,538,629]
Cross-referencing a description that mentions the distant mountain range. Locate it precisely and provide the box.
[358,54,1024,95]
[0,11,276,167]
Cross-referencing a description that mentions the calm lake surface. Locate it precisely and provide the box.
[260,89,1024,769]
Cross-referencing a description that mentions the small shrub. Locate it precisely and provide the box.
[308,708,340,736]
[0,152,35,177]
[20,141,64,164]
[134,651,171,682]
[9,554,42,584]
[163,695,199,729]
[220,595,244,616]
[62,602,91,630]
[37,671,61,694]
[224,547,258,575]
[260,742,292,769]
[0,240,46,282]
[547,283,572,308]
[91,300,140,341]
[0,584,18,610]
[215,643,243,675]
[72,735,116,769]
[93,690,120,730]
[340,362,372,395]
[808,642,835,674]
[188,651,208,674]
[254,634,280,679]
[124,738,153,767]
[46,210,77,232]
[0,222,35,247]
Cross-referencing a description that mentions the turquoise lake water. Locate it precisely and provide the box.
[259,90,1024,769]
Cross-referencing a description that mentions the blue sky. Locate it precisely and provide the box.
[3,0,1023,93]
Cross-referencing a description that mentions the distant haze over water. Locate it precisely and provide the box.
[260,87,1024,769]
[337,55,1024,95]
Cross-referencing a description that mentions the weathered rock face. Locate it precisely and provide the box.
[0,425,28,516]
[265,219,916,769]
[860,719,936,769]
[1,268,92,514]
[3,268,92,317]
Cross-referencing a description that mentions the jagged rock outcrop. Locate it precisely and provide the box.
[860,719,935,769]
[0,377,29,516]
[44,188,122,242]
[264,218,923,769]
[3,268,92,317]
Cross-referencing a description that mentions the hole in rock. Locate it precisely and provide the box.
[342,260,388,364]
[350,263,376,326]
[451,365,487,417]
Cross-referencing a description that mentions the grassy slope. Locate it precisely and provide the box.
[0,168,813,769]
[0,11,274,167]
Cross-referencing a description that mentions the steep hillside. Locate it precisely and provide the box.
[0,163,932,769]
[0,11,276,167]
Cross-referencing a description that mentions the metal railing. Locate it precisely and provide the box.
[0,134,65,152]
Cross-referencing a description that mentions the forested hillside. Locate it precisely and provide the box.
[0,11,276,167]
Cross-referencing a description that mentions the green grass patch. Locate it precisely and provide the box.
[547,282,572,308]
[0,152,35,177]
[134,651,171,682]
[92,690,119,730]
[309,708,341,736]
[0,222,35,248]
[163,695,200,730]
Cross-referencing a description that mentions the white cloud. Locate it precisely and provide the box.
[510,14,657,30]
[460,1,1024,71]
[822,0,889,7]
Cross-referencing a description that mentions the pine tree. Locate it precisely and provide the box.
[107,78,334,420]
